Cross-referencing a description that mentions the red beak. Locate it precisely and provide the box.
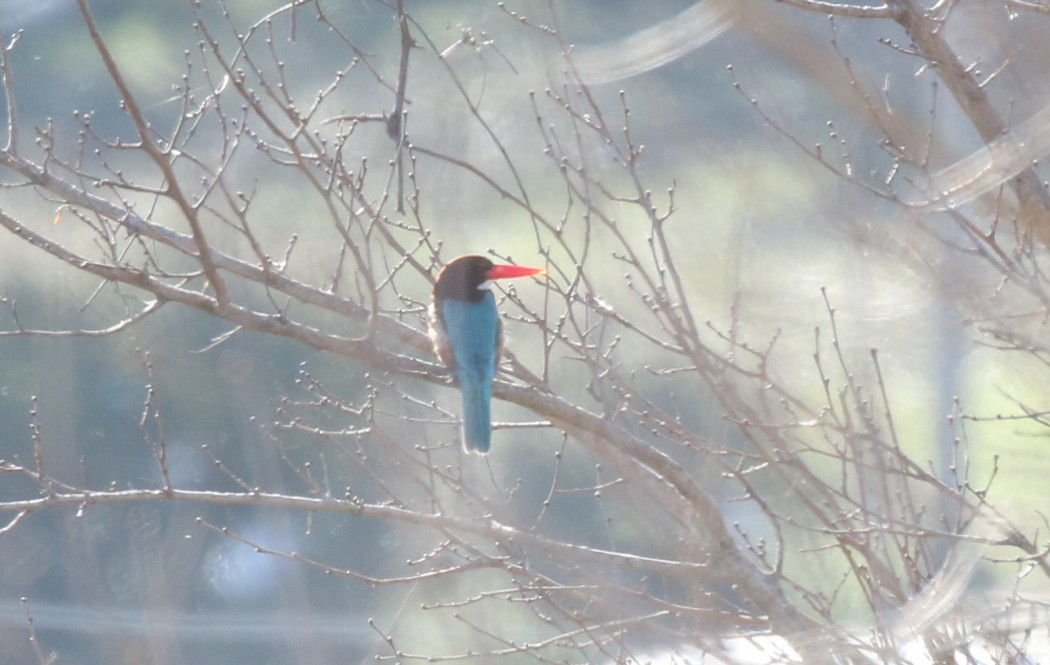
[487,264,546,280]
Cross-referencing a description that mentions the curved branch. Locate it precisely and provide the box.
[0,297,163,337]
[0,484,704,577]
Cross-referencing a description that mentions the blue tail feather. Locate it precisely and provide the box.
[459,374,492,453]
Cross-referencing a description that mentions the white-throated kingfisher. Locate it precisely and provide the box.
[429,255,546,453]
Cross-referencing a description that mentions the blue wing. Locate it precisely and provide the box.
[440,295,500,453]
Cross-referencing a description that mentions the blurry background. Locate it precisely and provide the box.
[0,0,1049,663]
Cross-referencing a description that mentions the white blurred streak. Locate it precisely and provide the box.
[888,543,981,642]
[917,103,1050,210]
[571,1,737,85]
[0,601,369,642]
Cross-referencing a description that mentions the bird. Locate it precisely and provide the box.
[428,255,546,453]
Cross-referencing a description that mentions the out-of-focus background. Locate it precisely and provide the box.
[1,0,1049,663]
